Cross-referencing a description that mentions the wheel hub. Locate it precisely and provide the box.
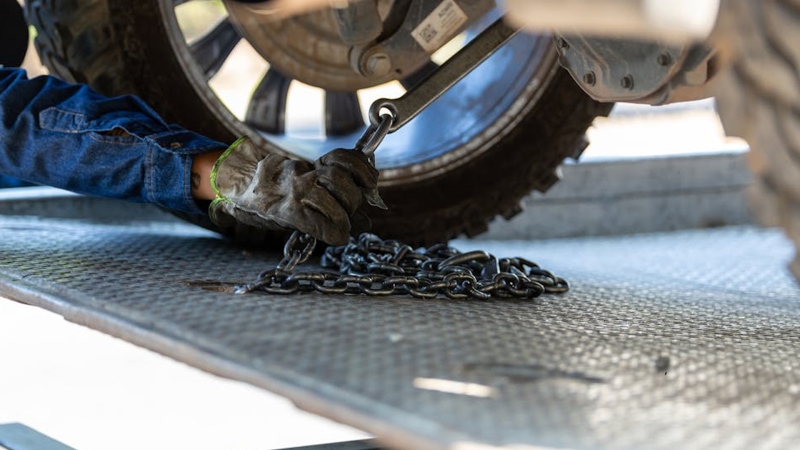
[223,1,397,91]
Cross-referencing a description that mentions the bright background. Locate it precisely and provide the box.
[1,2,747,449]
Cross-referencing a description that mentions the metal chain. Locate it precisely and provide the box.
[234,91,567,300]
[235,231,569,300]
[355,112,394,157]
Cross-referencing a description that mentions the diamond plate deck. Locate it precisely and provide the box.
[0,199,799,450]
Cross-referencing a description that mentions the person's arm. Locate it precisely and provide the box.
[190,148,224,201]
[0,68,378,244]
[0,67,226,214]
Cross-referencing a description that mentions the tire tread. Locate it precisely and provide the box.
[717,0,800,279]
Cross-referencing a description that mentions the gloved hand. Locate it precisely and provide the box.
[209,137,379,245]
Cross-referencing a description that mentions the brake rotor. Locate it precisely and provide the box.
[224,1,395,91]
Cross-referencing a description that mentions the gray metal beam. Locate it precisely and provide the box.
[0,424,76,450]
[484,152,752,239]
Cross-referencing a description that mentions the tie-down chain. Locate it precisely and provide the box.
[236,18,569,300]
[235,230,568,300]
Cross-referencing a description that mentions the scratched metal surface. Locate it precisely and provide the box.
[0,205,798,450]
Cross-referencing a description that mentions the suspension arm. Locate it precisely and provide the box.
[369,18,518,132]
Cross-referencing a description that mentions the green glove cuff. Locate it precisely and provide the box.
[210,136,249,201]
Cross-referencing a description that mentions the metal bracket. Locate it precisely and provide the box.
[556,35,717,104]
[349,0,496,79]
[369,18,519,131]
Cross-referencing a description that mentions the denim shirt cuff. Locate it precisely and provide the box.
[147,129,227,155]
[146,131,227,215]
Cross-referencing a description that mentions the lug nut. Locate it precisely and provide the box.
[657,52,673,66]
[365,52,392,77]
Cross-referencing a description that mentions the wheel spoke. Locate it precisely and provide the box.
[400,60,439,90]
[246,69,292,134]
[189,18,241,79]
[325,91,364,136]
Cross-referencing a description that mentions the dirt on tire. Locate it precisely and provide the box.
[715,0,800,279]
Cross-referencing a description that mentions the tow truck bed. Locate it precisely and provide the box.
[0,189,798,450]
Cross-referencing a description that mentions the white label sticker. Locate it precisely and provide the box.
[411,0,469,53]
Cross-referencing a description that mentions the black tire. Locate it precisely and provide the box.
[0,0,29,68]
[26,0,611,245]
[715,0,800,279]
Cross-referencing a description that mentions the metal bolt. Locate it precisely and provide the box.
[621,75,635,90]
[583,71,596,86]
[365,53,392,77]
[657,52,673,67]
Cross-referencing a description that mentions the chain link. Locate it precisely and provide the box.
[355,113,394,157]
[235,231,569,300]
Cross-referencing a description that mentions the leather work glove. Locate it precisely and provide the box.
[209,137,379,246]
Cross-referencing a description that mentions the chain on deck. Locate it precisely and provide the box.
[236,231,569,299]
[0,209,798,450]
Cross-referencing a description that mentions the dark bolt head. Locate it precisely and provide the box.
[621,75,635,90]
[657,53,673,66]
[583,71,596,86]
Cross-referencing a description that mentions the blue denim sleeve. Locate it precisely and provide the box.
[0,67,228,215]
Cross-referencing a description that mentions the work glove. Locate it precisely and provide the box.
[209,137,379,246]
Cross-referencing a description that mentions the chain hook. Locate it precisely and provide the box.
[355,112,395,157]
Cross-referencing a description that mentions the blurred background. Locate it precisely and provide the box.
[2,2,749,449]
